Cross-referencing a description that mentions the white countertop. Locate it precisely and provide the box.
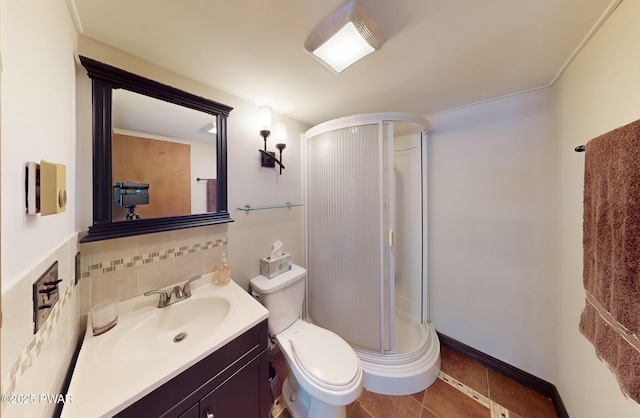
[61,276,269,418]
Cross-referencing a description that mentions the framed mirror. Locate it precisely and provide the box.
[79,56,233,243]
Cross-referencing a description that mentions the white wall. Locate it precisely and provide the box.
[1,1,81,417]
[428,2,640,414]
[76,37,307,291]
[1,0,77,288]
[553,0,640,415]
[428,88,557,381]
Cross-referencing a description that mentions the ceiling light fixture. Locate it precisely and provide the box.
[204,121,217,134]
[304,0,384,73]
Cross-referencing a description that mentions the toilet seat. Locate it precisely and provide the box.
[288,324,360,391]
[275,319,363,409]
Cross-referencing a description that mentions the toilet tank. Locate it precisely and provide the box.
[250,264,306,335]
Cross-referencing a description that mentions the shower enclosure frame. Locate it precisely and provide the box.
[302,113,440,396]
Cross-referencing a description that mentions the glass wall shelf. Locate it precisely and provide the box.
[236,202,303,212]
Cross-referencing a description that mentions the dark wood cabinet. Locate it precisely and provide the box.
[177,404,199,418]
[115,320,270,418]
[200,353,267,418]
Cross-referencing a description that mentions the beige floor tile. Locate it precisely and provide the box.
[421,406,439,418]
[424,378,491,418]
[487,369,557,418]
[440,346,489,397]
[410,389,426,405]
[357,390,423,418]
[269,344,558,418]
[349,401,374,418]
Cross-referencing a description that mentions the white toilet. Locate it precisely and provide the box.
[250,264,363,418]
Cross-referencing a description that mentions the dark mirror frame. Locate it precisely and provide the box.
[79,56,234,243]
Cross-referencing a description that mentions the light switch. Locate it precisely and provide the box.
[40,161,67,215]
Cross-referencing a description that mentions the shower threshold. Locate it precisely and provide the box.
[354,322,441,396]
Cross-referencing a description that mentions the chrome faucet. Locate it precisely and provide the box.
[144,275,202,308]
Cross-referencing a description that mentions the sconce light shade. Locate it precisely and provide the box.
[258,105,272,132]
[274,120,287,143]
[304,0,384,73]
[258,107,286,175]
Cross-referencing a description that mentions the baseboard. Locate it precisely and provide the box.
[437,332,569,418]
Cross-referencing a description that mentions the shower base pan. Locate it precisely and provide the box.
[354,322,441,396]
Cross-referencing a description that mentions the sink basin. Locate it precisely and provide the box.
[93,293,235,364]
[62,278,270,418]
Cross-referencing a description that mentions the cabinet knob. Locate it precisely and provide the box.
[206,413,214,418]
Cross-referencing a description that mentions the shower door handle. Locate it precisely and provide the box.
[389,230,394,246]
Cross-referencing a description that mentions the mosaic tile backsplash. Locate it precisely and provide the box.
[4,283,75,396]
[79,225,229,313]
[84,237,227,276]
[1,225,228,418]
[1,234,81,418]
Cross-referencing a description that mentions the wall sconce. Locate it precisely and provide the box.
[274,120,287,175]
[258,105,286,174]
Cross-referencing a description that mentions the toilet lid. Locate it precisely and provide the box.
[289,325,359,389]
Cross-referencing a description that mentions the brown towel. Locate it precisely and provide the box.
[579,118,640,403]
[207,179,217,213]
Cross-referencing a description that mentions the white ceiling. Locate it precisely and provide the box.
[71,0,618,126]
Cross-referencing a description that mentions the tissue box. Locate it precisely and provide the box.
[260,253,292,279]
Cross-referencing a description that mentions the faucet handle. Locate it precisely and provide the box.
[144,289,169,308]
[182,275,202,297]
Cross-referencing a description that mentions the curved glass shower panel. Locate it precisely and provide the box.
[305,114,440,396]
[393,131,425,354]
[307,123,390,353]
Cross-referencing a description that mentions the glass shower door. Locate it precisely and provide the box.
[306,122,394,353]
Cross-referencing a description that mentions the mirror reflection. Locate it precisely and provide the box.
[79,55,232,243]
[112,89,217,222]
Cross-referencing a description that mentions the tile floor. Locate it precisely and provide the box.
[269,345,558,418]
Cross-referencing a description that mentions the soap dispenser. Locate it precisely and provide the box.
[215,252,231,286]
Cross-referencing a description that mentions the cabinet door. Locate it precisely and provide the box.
[178,403,199,418]
[201,351,269,418]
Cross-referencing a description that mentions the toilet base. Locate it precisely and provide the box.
[282,376,347,418]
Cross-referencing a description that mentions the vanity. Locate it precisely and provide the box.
[61,277,270,418]
[67,57,271,417]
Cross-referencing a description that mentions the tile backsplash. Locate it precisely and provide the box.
[1,234,81,418]
[1,224,228,418]
[79,224,228,313]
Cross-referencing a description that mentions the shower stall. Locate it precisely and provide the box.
[303,113,440,395]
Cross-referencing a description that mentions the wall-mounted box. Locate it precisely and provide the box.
[40,161,67,215]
